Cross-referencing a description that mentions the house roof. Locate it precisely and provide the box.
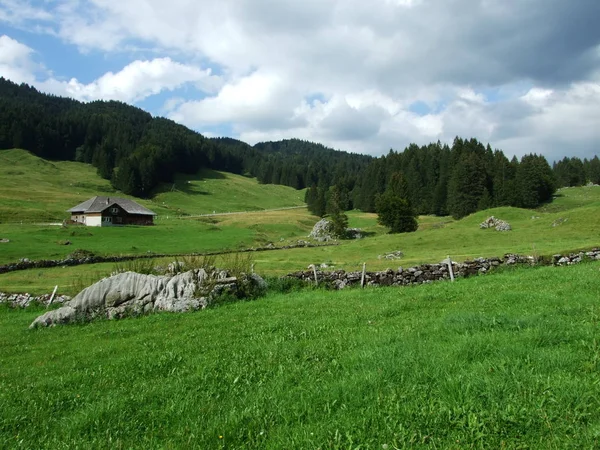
[68,196,157,216]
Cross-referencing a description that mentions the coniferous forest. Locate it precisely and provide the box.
[1,77,599,219]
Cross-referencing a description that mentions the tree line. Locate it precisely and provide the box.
[307,137,563,222]
[1,77,598,227]
[0,78,371,197]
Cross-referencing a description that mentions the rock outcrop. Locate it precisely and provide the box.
[309,219,335,242]
[29,269,265,328]
[480,216,511,231]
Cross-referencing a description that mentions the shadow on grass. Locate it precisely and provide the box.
[152,169,227,197]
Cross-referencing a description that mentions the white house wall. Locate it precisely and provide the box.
[85,215,102,227]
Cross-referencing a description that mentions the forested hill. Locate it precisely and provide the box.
[0,77,372,197]
[2,77,598,219]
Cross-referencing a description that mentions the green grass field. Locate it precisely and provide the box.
[2,262,599,448]
[1,148,600,294]
[2,149,600,448]
[0,148,305,222]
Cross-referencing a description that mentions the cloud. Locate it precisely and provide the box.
[170,70,306,130]
[0,1,599,161]
[0,34,221,105]
[0,35,40,83]
[39,57,221,103]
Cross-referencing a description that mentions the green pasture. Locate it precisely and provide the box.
[153,170,305,216]
[0,149,305,222]
[2,262,599,448]
[1,148,600,295]
[2,188,600,294]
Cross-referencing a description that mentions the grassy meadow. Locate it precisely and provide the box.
[0,149,305,222]
[1,262,600,448]
[1,148,600,294]
[2,149,600,448]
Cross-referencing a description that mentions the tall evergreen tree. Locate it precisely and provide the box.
[447,153,486,219]
[375,173,418,233]
[327,185,349,238]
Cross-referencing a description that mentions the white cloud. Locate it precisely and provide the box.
[39,57,221,104]
[0,35,40,83]
[0,0,53,25]
[170,70,304,130]
[0,1,599,161]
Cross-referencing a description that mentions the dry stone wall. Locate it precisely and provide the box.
[286,249,600,289]
[0,292,70,308]
[3,249,599,311]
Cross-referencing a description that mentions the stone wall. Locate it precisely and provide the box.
[0,292,70,308]
[285,249,600,289]
[2,249,599,308]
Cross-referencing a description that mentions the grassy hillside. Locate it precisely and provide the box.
[1,148,600,294]
[2,262,599,448]
[153,171,305,216]
[0,149,305,221]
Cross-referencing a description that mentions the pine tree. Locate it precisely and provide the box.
[447,153,486,219]
[375,173,418,233]
[327,185,349,238]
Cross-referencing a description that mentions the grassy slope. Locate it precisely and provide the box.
[0,148,304,221]
[255,192,600,275]
[153,170,305,216]
[1,148,600,294]
[0,149,308,267]
[1,262,599,448]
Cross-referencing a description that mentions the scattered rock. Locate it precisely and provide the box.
[480,216,512,231]
[308,219,335,242]
[378,251,404,260]
[552,217,568,227]
[0,238,9,243]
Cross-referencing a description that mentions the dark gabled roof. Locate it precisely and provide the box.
[68,196,156,216]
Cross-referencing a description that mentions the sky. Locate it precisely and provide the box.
[0,0,599,163]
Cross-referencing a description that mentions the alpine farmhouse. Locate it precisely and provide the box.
[68,196,156,226]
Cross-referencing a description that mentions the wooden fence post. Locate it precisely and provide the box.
[48,285,58,308]
[446,256,455,282]
[309,264,318,286]
[361,262,366,288]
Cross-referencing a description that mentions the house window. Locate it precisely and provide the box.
[110,207,119,214]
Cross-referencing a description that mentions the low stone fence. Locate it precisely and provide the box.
[285,249,600,290]
[0,292,71,308]
[2,249,599,308]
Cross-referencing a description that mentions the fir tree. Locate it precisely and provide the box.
[375,173,418,233]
